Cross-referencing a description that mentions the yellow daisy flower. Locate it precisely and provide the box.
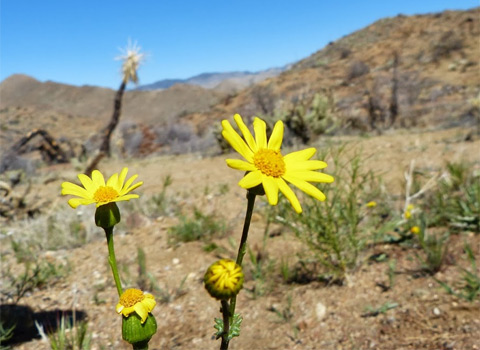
[61,168,143,209]
[116,288,156,324]
[222,114,334,213]
[366,201,377,208]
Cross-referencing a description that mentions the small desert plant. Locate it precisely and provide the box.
[425,161,479,233]
[1,239,67,303]
[48,315,91,350]
[413,217,449,275]
[361,301,398,318]
[245,246,275,298]
[268,295,294,323]
[0,321,15,350]
[168,207,227,244]
[436,242,480,302]
[347,60,370,80]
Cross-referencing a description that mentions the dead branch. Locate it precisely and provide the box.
[7,128,69,164]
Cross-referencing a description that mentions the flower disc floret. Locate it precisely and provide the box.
[253,149,286,177]
[116,288,156,324]
[221,114,334,213]
[204,259,244,300]
[61,167,142,209]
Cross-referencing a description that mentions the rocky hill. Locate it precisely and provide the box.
[1,8,478,162]
[185,8,479,140]
[135,67,286,93]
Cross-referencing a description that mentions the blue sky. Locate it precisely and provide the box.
[1,0,477,89]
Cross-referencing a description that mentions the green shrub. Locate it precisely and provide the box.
[436,242,480,302]
[426,161,479,233]
[271,145,391,281]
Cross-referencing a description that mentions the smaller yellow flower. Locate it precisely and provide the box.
[204,259,244,300]
[61,167,142,209]
[116,288,156,324]
[366,201,377,208]
[410,226,420,234]
[404,210,412,219]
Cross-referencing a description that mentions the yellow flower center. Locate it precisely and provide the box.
[253,149,286,177]
[119,288,145,308]
[93,186,119,202]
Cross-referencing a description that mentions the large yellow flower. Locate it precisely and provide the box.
[116,288,156,323]
[61,168,143,209]
[222,114,334,213]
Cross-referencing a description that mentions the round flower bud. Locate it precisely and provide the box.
[122,313,157,347]
[95,202,121,229]
[204,259,244,300]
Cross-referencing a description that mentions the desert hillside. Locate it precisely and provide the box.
[186,8,479,135]
[1,8,479,162]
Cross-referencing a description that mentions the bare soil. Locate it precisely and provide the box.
[2,126,480,350]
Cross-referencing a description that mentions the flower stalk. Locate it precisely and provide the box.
[227,191,256,336]
[105,226,123,296]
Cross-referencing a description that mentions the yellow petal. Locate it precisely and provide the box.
[234,114,257,152]
[262,175,279,205]
[91,170,105,187]
[267,120,283,151]
[277,178,302,213]
[286,170,334,183]
[121,180,143,196]
[226,159,256,172]
[238,171,262,189]
[118,168,129,189]
[122,306,135,317]
[77,174,97,194]
[283,148,317,162]
[112,194,139,203]
[116,304,124,314]
[133,302,148,323]
[286,160,328,171]
[282,175,327,201]
[222,120,254,162]
[106,173,119,189]
[253,117,267,149]
[61,182,91,199]
[142,295,156,312]
[68,198,96,209]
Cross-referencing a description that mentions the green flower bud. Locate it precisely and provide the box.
[95,202,121,229]
[204,259,244,300]
[122,313,157,348]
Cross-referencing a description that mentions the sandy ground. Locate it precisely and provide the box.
[1,126,479,350]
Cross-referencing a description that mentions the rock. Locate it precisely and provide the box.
[316,302,327,321]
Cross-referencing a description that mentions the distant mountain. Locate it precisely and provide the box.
[135,67,287,93]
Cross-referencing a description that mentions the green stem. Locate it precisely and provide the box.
[220,300,230,350]
[104,227,123,296]
[222,191,256,350]
[132,341,149,350]
[236,191,257,266]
